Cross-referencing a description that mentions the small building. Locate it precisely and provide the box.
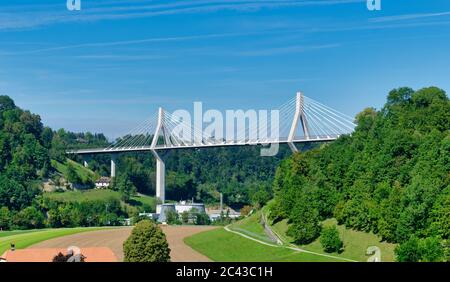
[95,177,111,189]
[207,208,241,221]
[157,203,177,223]
[155,201,207,223]
[175,201,206,214]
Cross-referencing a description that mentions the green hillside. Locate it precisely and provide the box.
[184,227,342,262]
[224,209,396,262]
[51,159,99,184]
[43,189,156,213]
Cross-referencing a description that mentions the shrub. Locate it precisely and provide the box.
[320,225,343,253]
[395,236,444,262]
[123,220,171,262]
[194,212,211,225]
[240,205,253,216]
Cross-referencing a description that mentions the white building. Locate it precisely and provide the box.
[95,177,111,189]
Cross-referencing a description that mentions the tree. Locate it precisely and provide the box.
[194,212,211,225]
[123,220,171,262]
[115,174,137,202]
[395,236,421,262]
[320,225,343,253]
[0,175,39,210]
[287,192,321,245]
[0,206,10,230]
[13,206,45,229]
[419,237,445,262]
[394,236,444,262]
[0,95,15,113]
[165,209,180,225]
[65,163,81,184]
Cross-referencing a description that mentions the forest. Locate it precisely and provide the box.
[269,87,449,262]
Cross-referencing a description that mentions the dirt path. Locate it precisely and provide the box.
[29,225,217,262]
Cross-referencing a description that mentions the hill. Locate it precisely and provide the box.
[269,87,449,262]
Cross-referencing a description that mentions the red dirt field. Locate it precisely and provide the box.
[28,225,217,262]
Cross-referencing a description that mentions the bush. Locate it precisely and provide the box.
[286,195,321,245]
[240,205,253,216]
[194,212,211,225]
[123,220,171,262]
[320,225,343,253]
[395,236,444,262]
[166,209,181,225]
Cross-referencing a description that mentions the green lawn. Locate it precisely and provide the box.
[43,189,156,212]
[184,228,341,262]
[269,216,397,262]
[130,194,157,212]
[44,189,122,202]
[228,211,274,243]
[0,230,42,238]
[200,207,398,262]
[0,227,105,255]
[51,159,98,183]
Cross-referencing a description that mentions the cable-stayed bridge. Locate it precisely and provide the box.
[68,92,356,203]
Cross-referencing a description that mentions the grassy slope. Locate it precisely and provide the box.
[270,217,397,262]
[184,228,340,262]
[51,159,98,183]
[189,209,397,262]
[0,227,105,255]
[44,189,122,202]
[228,211,273,243]
[43,189,156,212]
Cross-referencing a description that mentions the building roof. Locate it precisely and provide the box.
[95,177,111,184]
[1,247,118,262]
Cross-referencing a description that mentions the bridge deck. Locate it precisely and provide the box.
[66,136,338,155]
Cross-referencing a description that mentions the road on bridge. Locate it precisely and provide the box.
[29,225,217,262]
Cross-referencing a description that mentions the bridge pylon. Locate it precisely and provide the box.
[151,107,167,204]
[288,91,310,152]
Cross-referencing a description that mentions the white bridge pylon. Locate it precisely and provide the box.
[68,92,356,204]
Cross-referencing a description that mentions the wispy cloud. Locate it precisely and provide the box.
[370,11,450,23]
[0,0,364,31]
[75,54,168,60]
[233,43,341,56]
[1,32,257,55]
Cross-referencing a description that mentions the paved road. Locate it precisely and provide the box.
[29,225,216,262]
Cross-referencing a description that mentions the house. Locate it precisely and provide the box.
[95,177,111,189]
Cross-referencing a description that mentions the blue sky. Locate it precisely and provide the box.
[1,0,449,138]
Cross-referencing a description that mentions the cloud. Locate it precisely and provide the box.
[0,0,364,31]
[74,54,168,60]
[233,43,341,56]
[2,32,256,55]
[370,11,450,23]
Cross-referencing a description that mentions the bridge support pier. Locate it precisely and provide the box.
[82,155,91,168]
[151,150,165,204]
[110,155,117,178]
